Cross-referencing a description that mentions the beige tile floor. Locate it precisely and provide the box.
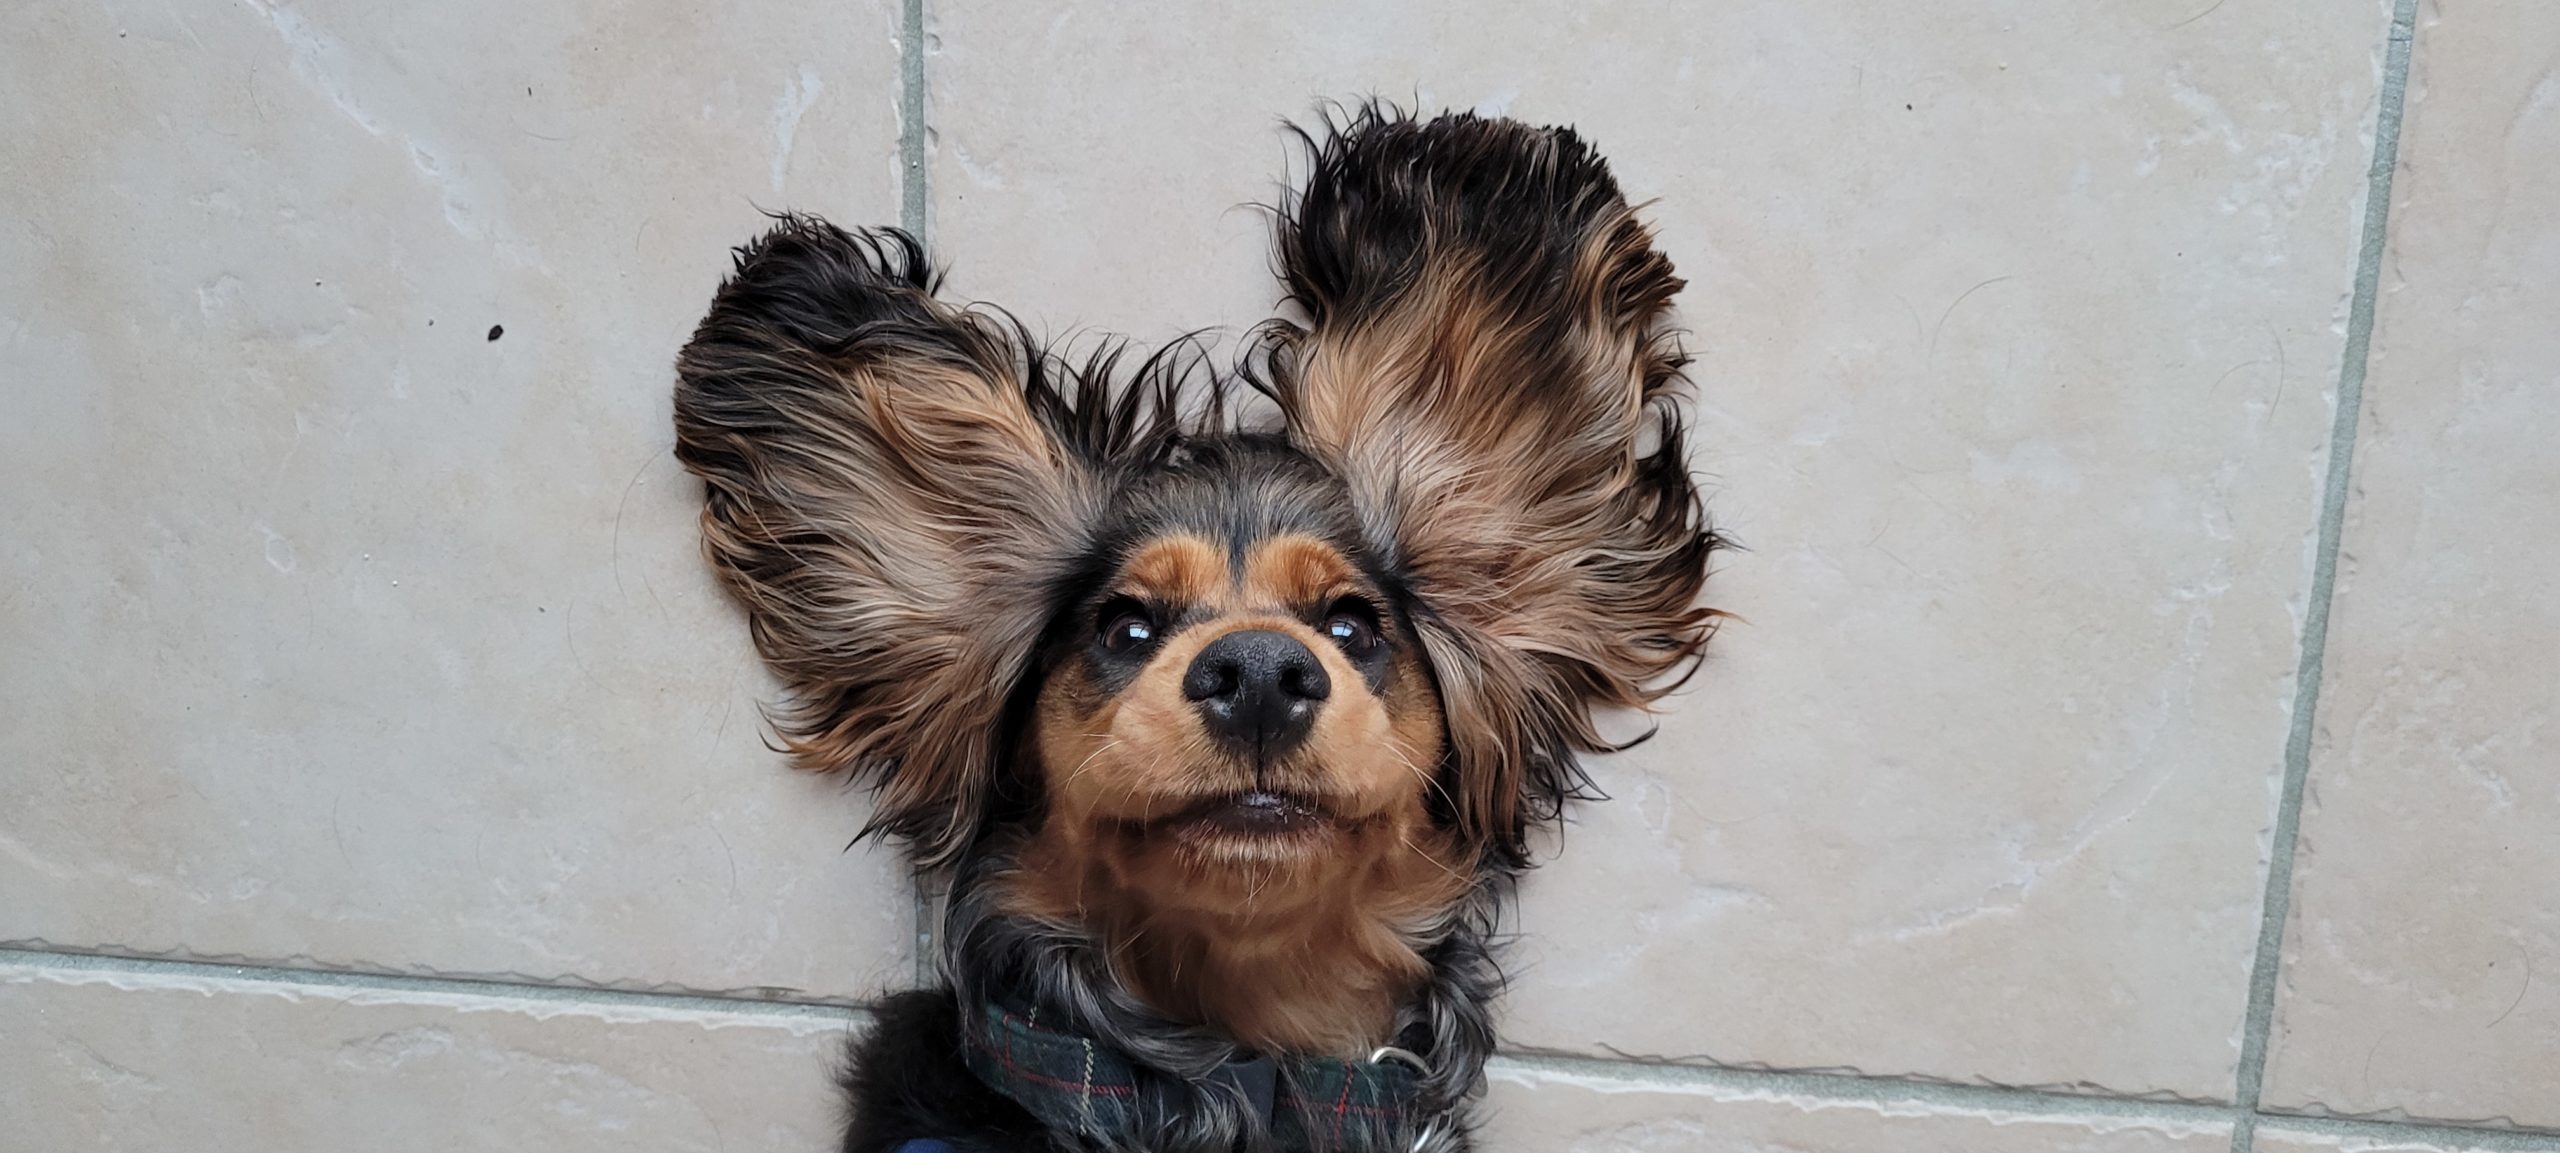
[2,0,2553,1149]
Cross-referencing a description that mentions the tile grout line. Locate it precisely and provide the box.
[1494,1051,2237,1126]
[899,0,927,240]
[899,0,935,992]
[1503,1055,2560,1146]
[2255,1113,2560,1153]
[10,944,2556,1145]
[0,946,865,1023]
[2228,2,2421,1151]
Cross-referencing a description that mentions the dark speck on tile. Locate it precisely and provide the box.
[487,325,504,342]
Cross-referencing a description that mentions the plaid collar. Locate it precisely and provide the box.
[960,997,1438,1151]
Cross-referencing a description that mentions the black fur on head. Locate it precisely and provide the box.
[674,102,1717,1153]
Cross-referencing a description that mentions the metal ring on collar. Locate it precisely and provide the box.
[1366,1045,1429,1073]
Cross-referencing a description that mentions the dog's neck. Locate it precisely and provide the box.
[997,819,1469,1056]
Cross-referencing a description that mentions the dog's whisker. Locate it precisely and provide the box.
[1386,742,1462,815]
[1063,738,1127,787]
[1397,829,1467,884]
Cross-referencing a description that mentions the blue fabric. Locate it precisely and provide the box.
[892,1141,958,1153]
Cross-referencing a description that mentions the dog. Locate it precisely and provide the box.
[672,104,1718,1153]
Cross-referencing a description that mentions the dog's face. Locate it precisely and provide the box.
[1026,441,1450,907]
[675,110,1716,918]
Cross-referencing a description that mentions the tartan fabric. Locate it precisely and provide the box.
[958,998,1428,1151]
[1263,1050,1426,1151]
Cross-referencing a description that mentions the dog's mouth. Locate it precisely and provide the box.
[1161,789,1331,839]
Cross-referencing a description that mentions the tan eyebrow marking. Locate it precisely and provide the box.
[1243,533,1362,610]
[1118,533,1230,609]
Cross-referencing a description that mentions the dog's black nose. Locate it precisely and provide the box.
[1182,629,1329,757]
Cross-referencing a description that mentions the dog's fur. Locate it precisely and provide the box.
[673,105,1718,1152]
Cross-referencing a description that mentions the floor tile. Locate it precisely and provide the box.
[2261,0,2560,1129]
[928,0,2391,1095]
[0,960,848,1152]
[0,0,915,996]
[1482,1061,2233,1152]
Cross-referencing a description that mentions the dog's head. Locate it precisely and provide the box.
[1018,434,1458,916]
[675,109,1714,935]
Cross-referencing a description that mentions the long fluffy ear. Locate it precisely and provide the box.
[674,217,1101,869]
[1261,107,1720,865]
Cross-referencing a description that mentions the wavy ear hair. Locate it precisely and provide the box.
[1259,107,1721,866]
[673,218,1193,868]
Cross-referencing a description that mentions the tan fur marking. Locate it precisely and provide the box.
[1013,533,1463,1055]
[1116,533,1229,610]
[1241,533,1361,610]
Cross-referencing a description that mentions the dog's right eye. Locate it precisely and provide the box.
[1098,600,1157,654]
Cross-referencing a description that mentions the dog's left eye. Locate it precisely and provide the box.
[1323,602,1380,655]
[1098,600,1156,654]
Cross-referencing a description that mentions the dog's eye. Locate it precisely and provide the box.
[1098,601,1156,654]
[1322,601,1380,655]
